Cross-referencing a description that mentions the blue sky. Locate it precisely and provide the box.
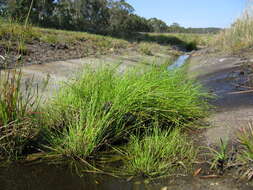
[127,0,248,28]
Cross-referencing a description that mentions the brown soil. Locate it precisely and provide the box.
[0,39,126,68]
[189,49,253,145]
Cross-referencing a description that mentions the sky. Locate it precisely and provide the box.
[127,0,248,28]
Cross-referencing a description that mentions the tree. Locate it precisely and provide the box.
[3,0,55,24]
[107,0,136,35]
[148,18,168,33]
[1,0,175,35]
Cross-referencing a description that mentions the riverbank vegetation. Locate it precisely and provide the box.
[0,0,214,179]
[0,64,210,177]
[0,69,47,158]
[213,4,253,52]
[0,18,212,68]
[44,64,209,158]
[121,127,196,177]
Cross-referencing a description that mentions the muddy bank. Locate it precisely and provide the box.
[188,50,253,145]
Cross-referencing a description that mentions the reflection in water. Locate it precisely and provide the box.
[168,55,190,70]
[0,164,146,190]
[0,163,251,190]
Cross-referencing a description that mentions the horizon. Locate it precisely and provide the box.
[127,0,248,28]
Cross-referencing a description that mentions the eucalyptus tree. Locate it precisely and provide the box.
[107,0,136,35]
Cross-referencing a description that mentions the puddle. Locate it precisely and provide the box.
[0,163,252,190]
[168,54,190,70]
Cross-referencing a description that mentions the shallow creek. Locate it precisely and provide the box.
[1,55,253,190]
[168,54,190,70]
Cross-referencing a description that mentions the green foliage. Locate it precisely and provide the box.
[1,0,220,36]
[0,20,129,56]
[17,40,28,55]
[121,127,196,177]
[1,0,152,36]
[207,138,229,171]
[0,19,41,42]
[148,18,168,33]
[167,22,221,34]
[44,65,209,159]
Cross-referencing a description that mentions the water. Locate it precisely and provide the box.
[168,54,190,70]
[0,163,173,190]
[0,163,251,190]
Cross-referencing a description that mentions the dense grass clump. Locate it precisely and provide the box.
[44,65,209,161]
[121,127,196,177]
[213,5,253,52]
[0,70,45,158]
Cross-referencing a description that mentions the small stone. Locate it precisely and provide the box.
[210,182,219,186]
[161,187,168,190]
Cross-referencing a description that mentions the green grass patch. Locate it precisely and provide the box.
[121,127,196,177]
[0,62,210,177]
[43,64,209,164]
[0,19,129,56]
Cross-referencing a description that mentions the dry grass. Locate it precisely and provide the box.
[213,3,253,52]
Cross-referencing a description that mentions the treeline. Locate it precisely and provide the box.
[0,0,221,36]
[0,0,156,36]
[167,23,221,34]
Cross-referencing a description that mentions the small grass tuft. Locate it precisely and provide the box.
[207,138,229,172]
[238,123,253,162]
[121,127,196,177]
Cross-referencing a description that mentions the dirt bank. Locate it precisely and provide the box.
[189,50,253,146]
